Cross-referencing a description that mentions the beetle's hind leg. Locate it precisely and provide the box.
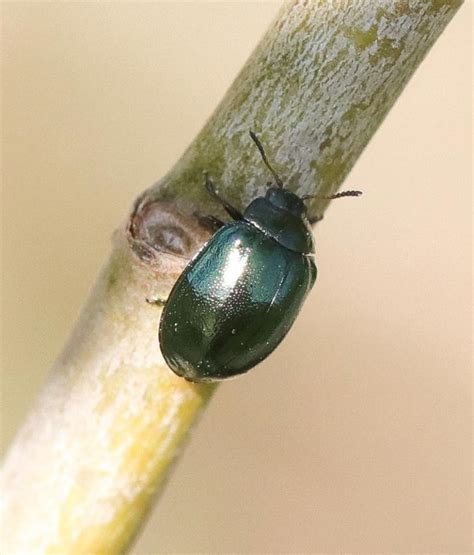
[309,213,324,226]
[204,173,243,221]
[146,296,167,307]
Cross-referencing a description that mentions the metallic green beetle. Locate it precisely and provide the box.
[158,132,360,382]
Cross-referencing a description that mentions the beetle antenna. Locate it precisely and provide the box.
[249,131,284,189]
[301,190,363,201]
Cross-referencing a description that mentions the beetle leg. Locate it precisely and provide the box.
[309,213,324,226]
[195,212,225,232]
[204,173,243,221]
[146,296,167,307]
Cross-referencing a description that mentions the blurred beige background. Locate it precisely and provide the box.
[1,2,471,553]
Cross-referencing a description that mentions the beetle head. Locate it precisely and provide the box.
[265,187,306,218]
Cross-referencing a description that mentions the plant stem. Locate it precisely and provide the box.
[1,1,462,552]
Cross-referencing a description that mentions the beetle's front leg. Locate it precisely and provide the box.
[194,212,225,232]
[146,296,167,307]
[204,173,243,221]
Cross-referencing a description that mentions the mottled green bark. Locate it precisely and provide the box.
[137,0,461,230]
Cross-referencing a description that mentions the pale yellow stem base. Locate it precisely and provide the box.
[2,233,215,553]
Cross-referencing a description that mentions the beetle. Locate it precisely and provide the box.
[154,131,361,383]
